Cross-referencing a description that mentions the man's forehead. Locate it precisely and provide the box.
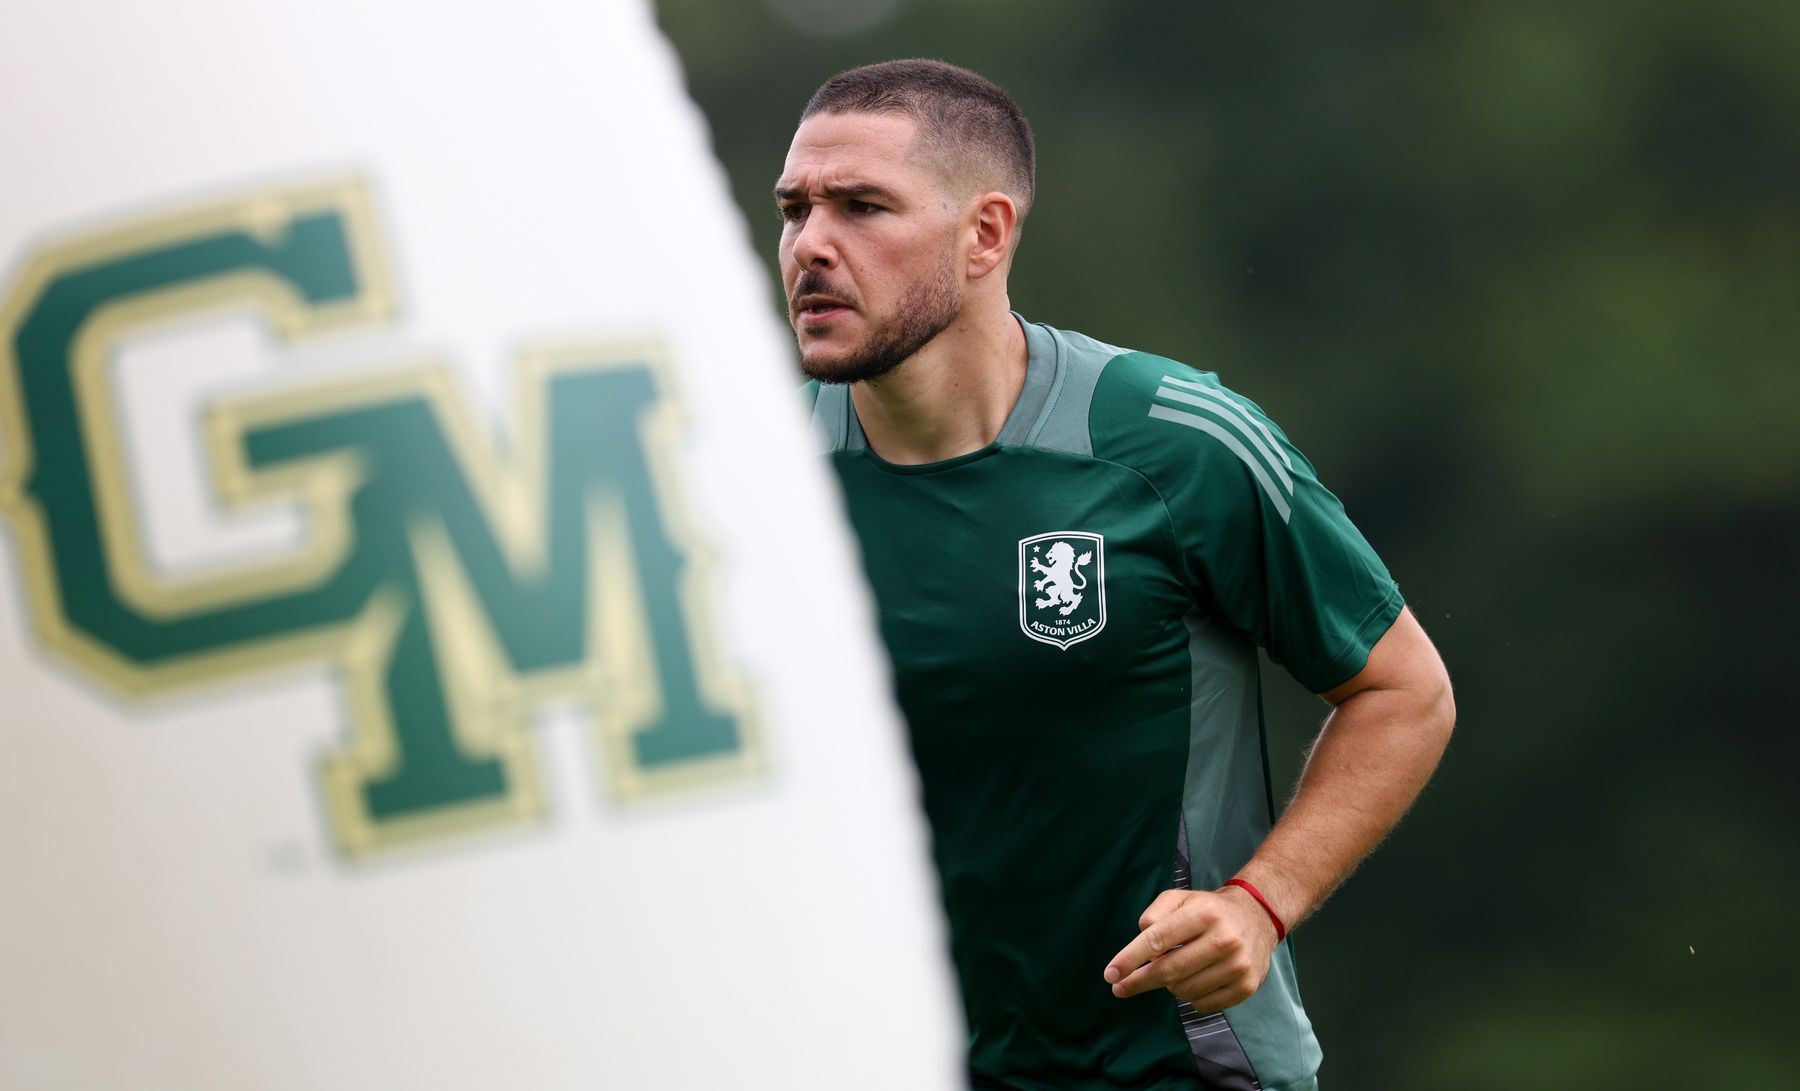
[778,111,927,187]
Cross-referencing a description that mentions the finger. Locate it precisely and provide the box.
[1104,897,1178,984]
[1136,889,1190,931]
[1104,915,1189,985]
[1105,904,1224,988]
[1108,938,1226,999]
[1165,955,1251,1008]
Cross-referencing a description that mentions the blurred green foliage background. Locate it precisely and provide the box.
[656,1,1799,1085]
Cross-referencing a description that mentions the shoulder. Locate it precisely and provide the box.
[1018,316,1254,436]
[1086,346,1295,484]
[1016,318,1291,490]
[1077,344,1317,534]
[1023,320,1136,374]
[1093,347,1218,406]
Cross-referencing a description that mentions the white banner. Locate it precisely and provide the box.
[0,2,961,1087]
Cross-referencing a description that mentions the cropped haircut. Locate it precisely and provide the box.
[802,59,1037,218]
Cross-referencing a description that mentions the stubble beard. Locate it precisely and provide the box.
[795,257,961,386]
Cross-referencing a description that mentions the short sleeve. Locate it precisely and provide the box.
[1095,359,1403,693]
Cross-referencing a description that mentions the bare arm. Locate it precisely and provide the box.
[1235,605,1455,929]
[1105,606,1454,1011]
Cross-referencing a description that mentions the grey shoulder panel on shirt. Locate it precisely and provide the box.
[1008,318,1131,458]
[808,381,863,452]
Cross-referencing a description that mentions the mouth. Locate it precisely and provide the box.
[793,293,854,325]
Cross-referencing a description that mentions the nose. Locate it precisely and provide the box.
[789,208,838,272]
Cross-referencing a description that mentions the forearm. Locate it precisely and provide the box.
[1107,609,1452,1006]
[1236,631,1455,932]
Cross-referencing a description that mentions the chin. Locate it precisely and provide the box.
[797,352,861,384]
[795,334,852,372]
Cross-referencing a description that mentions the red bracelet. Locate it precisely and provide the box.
[1223,878,1287,942]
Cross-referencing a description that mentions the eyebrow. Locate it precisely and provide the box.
[772,180,902,205]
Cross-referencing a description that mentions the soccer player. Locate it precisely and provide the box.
[780,59,1456,1090]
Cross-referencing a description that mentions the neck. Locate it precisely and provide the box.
[850,298,1028,465]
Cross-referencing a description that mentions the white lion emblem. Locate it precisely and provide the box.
[1031,540,1092,616]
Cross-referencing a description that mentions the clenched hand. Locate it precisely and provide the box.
[1102,887,1281,1012]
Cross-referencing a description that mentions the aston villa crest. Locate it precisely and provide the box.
[1018,531,1106,650]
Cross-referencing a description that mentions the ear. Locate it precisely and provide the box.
[964,192,1019,281]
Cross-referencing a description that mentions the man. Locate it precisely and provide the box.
[779,59,1455,1090]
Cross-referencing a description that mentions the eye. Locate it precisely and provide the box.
[846,199,881,215]
[778,203,808,225]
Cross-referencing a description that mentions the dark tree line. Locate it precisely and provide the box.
[658,1,1800,1084]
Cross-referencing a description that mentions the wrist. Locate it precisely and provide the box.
[1221,877,1287,943]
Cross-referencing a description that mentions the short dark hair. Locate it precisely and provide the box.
[802,59,1036,217]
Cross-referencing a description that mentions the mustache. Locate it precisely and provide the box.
[790,271,856,309]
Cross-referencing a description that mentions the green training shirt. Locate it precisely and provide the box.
[808,318,1404,1091]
